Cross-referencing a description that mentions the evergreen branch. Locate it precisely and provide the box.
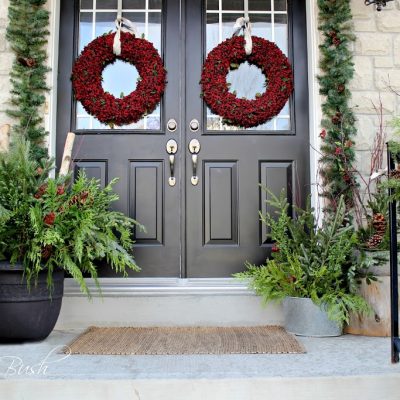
[317,0,358,212]
[6,0,50,162]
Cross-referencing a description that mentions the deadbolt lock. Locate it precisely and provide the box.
[189,119,199,132]
[167,119,177,132]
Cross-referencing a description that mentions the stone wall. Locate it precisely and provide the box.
[351,0,400,182]
[0,0,12,128]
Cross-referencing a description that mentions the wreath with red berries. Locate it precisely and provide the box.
[201,36,293,128]
[72,31,166,127]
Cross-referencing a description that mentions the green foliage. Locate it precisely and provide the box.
[317,0,358,210]
[0,140,141,296]
[357,190,390,251]
[6,0,50,162]
[383,120,400,203]
[235,189,374,326]
[0,139,52,261]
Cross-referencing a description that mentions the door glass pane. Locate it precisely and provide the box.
[222,0,243,10]
[148,0,162,9]
[249,0,271,11]
[205,0,290,132]
[123,0,145,7]
[77,0,163,130]
[81,0,93,9]
[97,0,118,9]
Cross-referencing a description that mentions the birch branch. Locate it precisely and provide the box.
[59,132,75,176]
[0,124,10,152]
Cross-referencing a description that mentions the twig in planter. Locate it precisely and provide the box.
[59,132,76,177]
[0,124,10,152]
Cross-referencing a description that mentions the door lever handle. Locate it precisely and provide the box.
[191,154,198,186]
[169,154,176,186]
[188,139,200,186]
[166,139,178,187]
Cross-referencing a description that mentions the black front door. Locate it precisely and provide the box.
[57,0,309,278]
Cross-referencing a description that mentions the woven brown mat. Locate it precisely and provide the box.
[64,326,305,355]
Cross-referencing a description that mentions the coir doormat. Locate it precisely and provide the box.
[64,326,305,355]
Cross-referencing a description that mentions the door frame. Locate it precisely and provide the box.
[46,0,321,291]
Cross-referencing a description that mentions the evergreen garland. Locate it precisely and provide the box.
[317,0,357,211]
[6,0,50,162]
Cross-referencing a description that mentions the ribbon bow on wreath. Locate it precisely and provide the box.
[200,2,293,129]
[233,16,252,55]
[113,16,137,55]
[72,4,166,128]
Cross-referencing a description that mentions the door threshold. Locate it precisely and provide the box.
[64,277,252,297]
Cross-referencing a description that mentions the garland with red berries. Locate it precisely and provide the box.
[317,0,357,211]
[200,36,293,129]
[72,31,166,127]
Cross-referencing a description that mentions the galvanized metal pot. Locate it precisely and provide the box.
[283,296,342,337]
[0,261,64,342]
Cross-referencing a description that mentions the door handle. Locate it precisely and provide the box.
[188,139,200,186]
[166,139,178,187]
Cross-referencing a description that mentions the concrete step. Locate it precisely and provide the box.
[1,330,399,400]
[56,278,283,329]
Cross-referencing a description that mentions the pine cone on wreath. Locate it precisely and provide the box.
[366,233,383,249]
[372,213,386,235]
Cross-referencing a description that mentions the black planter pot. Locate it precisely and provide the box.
[0,261,64,342]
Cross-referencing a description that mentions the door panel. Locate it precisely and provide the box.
[57,0,182,277]
[129,161,164,245]
[259,161,294,246]
[185,0,308,277]
[203,161,238,246]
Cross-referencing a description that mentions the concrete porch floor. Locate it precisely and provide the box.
[1,329,400,399]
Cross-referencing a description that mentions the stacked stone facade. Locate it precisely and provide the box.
[0,0,12,128]
[351,0,400,180]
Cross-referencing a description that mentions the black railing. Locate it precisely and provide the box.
[387,145,400,363]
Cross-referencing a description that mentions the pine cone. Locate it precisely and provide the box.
[41,245,53,260]
[69,195,79,205]
[366,233,383,249]
[331,112,342,125]
[372,213,386,234]
[18,56,36,68]
[390,169,400,180]
[337,84,345,93]
[79,191,89,204]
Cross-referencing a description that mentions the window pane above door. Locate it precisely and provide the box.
[205,0,290,132]
[77,0,162,130]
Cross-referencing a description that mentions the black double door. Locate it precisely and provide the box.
[57,0,309,278]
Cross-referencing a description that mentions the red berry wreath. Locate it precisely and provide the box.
[72,31,166,127]
[201,36,293,128]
